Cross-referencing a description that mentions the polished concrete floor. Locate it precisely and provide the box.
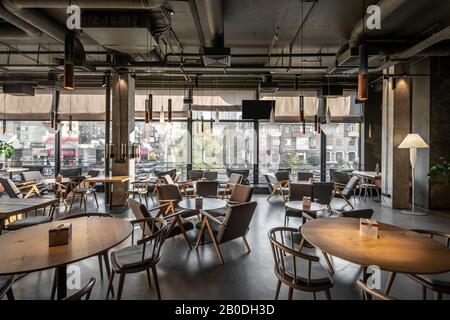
[6,192,450,300]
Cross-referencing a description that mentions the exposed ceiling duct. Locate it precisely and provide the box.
[2,0,165,9]
[201,0,224,48]
[0,3,42,39]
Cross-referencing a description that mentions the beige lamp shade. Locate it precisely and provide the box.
[398,134,429,149]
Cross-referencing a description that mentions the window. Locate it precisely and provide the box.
[135,122,188,179]
[60,121,105,175]
[192,116,255,182]
[259,123,320,181]
[4,121,55,176]
[348,152,356,162]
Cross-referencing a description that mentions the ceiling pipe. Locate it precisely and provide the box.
[1,0,165,9]
[349,0,410,49]
[0,3,42,38]
[202,0,224,47]
[188,0,206,48]
[0,24,30,39]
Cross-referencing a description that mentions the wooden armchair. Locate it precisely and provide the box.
[332,176,360,210]
[264,174,289,202]
[0,177,42,199]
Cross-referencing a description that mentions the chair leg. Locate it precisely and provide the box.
[144,194,149,207]
[322,251,335,275]
[146,269,152,289]
[116,273,126,300]
[242,236,251,254]
[97,255,104,281]
[176,216,192,250]
[275,280,281,300]
[50,270,57,300]
[385,272,396,295]
[106,271,115,299]
[422,286,427,300]
[195,217,207,249]
[6,288,14,300]
[151,265,162,300]
[83,195,88,213]
[68,198,74,213]
[434,291,442,300]
[93,191,99,208]
[288,287,293,300]
[313,292,317,300]
[325,289,332,300]
[205,219,224,264]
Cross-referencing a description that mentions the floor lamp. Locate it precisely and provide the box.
[398,134,429,216]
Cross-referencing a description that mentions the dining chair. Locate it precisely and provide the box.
[226,169,250,185]
[340,209,374,219]
[275,170,291,187]
[297,172,314,182]
[332,176,360,210]
[63,278,96,300]
[405,230,450,300]
[128,199,193,249]
[56,178,99,213]
[284,183,313,227]
[203,171,218,181]
[0,276,15,300]
[357,280,396,301]
[106,217,167,300]
[126,178,150,206]
[268,227,333,300]
[0,177,42,199]
[264,174,289,202]
[312,182,334,214]
[208,184,254,218]
[218,173,243,199]
[163,174,195,195]
[360,176,380,202]
[196,181,219,198]
[188,170,204,181]
[50,213,113,300]
[20,171,52,194]
[195,202,257,264]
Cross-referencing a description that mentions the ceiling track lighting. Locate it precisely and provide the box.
[357,43,369,101]
[64,32,75,90]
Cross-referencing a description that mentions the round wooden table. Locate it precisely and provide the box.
[285,201,326,216]
[178,198,227,212]
[301,218,450,275]
[0,217,132,299]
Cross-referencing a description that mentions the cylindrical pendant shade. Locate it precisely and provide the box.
[145,94,153,123]
[358,74,369,101]
[64,63,75,90]
[168,98,172,123]
[299,96,305,122]
[314,115,318,133]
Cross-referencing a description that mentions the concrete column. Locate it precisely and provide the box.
[111,73,135,207]
[381,64,411,209]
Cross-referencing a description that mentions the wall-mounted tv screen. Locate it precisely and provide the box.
[242,100,275,120]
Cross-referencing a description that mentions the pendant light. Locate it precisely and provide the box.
[68,91,73,134]
[299,1,306,133]
[2,95,6,135]
[299,95,305,123]
[144,30,153,124]
[302,121,306,135]
[168,98,172,123]
[160,77,165,124]
[270,102,275,124]
[64,31,75,90]
[314,114,319,133]
[357,1,368,101]
[215,80,220,124]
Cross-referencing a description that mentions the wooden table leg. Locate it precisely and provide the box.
[362,267,372,300]
[109,183,113,211]
[56,265,67,300]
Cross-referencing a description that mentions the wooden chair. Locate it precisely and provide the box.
[340,209,374,219]
[63,278,96,300]
[20,171,52,194]
[208,184,254,218]
[188,170,204,181]
[268,227,333,300]
[406,230,450,300]
[163,174,194,195]
[196,181,219,198]
[56,178,99,213]
[50,213,113,300]
[332,176,360,210]
[195,202,257,264]
[106,217,167,300]
[203,171,218,181]
[357,280,396,300]
[0,276,15,300]
[0,177,42,199]
[218,173,243,199]
[298,172,314,182]
[126,178,150,206]
[312,182,334,214]
[128,199,194,249]
[264,174,289,202]
[284,183,313,227]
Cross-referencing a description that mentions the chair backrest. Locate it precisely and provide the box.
[412,230,450,248]
[173,172,181,183]
[61,167,82,178]
[342,176,360,198]
[330,169,351,185]
[59,213,113,220]
[289,183,313,201]
[155,169,176,180]
[87,170,100,178]
[298,172,314,182]
[0,275,14,300]
[275,171,290,182]
[135,217,167,265]
[0,178,22,198]
[228,173,243,185]
[217,202,257,244]
[157,184,183,204]
[188,170,204,181]
[63,278,96,300]
[128,199,153,236]
[196,181,219,198]
[341,209,374,219]
[268,227,324,288]
[203,171,218,181]
[163,174,175,185]
[21,171,43,183]
[229,184,253,203]
[357,280,396,301]
[312,182,334,205]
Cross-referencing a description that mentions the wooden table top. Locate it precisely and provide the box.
[41,178,71,184]
[285,201,326,213]
[85,176,131,183]
[0,217,132,276]
[0,198,59,218]
[352,171,382,179]
[301,218,450,275]
[179,198,227,211]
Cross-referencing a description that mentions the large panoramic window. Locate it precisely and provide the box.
[3,121,55,177]
[60,121,105,175]
[135,121,188,179]
[259,123,321,181]
[192,114,255,182]
[324,123,360,178]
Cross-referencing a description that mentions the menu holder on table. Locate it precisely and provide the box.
[195,197,203,210]
[303,197,312,211]
[49,223,72,247]
[359,219,379,239]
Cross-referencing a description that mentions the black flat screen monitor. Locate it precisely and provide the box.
[242,100,275,120]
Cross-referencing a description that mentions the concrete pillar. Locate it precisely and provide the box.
[111,73,135,207]
[381,64,411,209]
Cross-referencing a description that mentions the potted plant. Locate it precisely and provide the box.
[428,158,450,210]
[0,142,14,169]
